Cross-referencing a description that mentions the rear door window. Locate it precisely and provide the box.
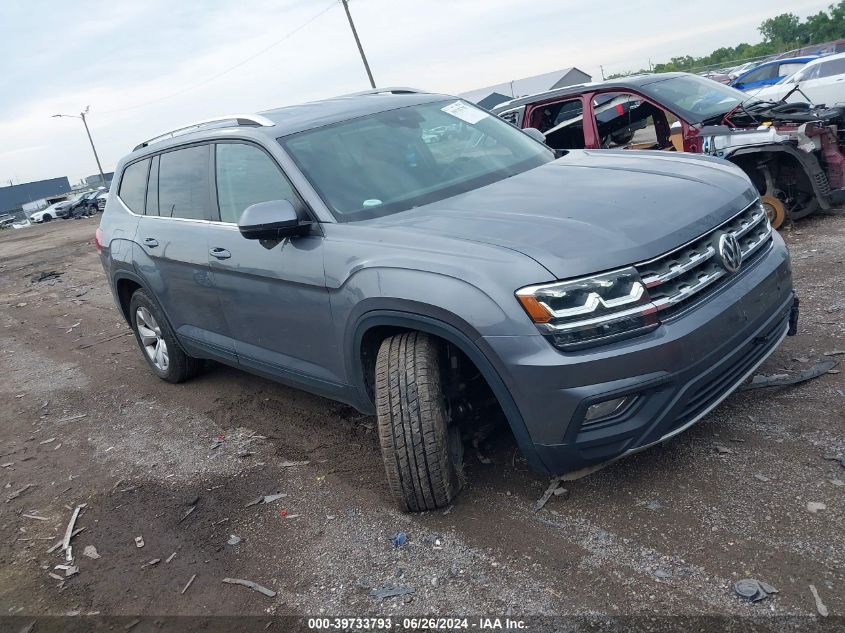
[214,143,298,223]
[816,58,845,79]
[118,159,150,214]
[158,145,211,220]
[534,99,585,150]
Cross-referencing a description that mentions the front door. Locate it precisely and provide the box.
[206,141,342,392]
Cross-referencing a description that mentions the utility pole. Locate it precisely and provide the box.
[53,106,107,187]
[341,0,376,88]
[600,65,605,80]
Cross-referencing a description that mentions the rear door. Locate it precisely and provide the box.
[205,141,341,389]
[802,57,845,106]
[134,144,236,362]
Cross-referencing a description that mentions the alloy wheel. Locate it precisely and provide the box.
[135,306,169,371]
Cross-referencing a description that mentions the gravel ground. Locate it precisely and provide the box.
[0,214,842,628]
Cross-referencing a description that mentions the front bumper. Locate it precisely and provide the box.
[482,232,794,475]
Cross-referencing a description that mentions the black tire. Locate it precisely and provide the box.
[129,289,202,383]
[375,332,463,511]
[42,214,52,222]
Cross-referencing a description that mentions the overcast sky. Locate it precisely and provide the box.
[0,0,832,185]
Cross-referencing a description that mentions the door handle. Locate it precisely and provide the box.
[143,238,159,248]
[210,247,231,260]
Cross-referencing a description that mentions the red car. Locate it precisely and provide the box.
[491,72,845,228]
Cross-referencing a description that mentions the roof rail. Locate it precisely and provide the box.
[338,86,429,98]
[132,114,275,151]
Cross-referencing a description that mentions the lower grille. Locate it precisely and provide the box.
[670,318,786,432]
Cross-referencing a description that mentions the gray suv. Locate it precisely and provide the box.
[97,88,797,511]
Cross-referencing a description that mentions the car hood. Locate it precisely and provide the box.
[365,149,757,279]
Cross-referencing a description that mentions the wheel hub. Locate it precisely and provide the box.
[135,306,169,371]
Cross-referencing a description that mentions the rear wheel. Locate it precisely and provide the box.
[129,289,202,383]
[375,332,463,511]
[42,214,52,222]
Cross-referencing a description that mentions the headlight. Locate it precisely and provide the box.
[516,267,659,349]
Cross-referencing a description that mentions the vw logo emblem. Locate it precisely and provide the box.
[717,233,742,273]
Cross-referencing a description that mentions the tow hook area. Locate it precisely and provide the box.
[788,296,800,336]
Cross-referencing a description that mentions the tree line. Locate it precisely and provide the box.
[608,1,845,78]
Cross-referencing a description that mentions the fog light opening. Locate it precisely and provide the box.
[584,396,635,425]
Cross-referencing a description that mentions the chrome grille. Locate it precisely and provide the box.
[636,201,772,318]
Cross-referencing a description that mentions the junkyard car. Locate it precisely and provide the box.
[730,56,817,91]
[492,72,845,228]
[98,89,796,511]
[751,52,845,107]
[29,201,71,222]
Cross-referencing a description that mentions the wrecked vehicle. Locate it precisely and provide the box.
[99,88,796,511]
[492,72,845,228]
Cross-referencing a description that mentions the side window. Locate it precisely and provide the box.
[778,62,806,78]
[741,65,777,83]
[215,143,298,223]
[535,99,585,150]
[145,155,159,216]
[593,92,671,150]
[817,58,845,79]
[117,159,150,214]
[158,145,210,220]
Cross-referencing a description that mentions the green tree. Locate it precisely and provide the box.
[759,13,805,46]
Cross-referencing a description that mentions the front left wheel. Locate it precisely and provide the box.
[375,332,463,511]
[129,289,202,383]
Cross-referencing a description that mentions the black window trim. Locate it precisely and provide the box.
[116,156,152,215]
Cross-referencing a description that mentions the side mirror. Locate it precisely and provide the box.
[523,127,547,144]
[238,200,309,240]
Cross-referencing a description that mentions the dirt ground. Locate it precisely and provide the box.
[0,213,843,626]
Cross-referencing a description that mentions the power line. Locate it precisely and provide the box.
[100,1,338,115]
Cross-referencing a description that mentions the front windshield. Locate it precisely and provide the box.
[644,75,749,122]
[281,99,553,221]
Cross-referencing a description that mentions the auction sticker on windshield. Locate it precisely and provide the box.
[441,100,488,124]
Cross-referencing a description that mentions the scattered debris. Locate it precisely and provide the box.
[741,360,838,390]
[1,462,13,468]
[39,437,56,445]
[47,527,85,553]
[18,621,35,633]
[227,535,242,546]
[278,509,289,519]
[715,444,735,455]
[809,584,829,617]
[754,474,771,482]
[178,505,197,523]
[391,532,407,547]
[181,574,197,595]
[21,513,49,521]
[222,577,276,597]
[82,545,100,559]
[56,413,86,424]
[823,350,845,357]
[61,505,83,553]
[280,460,310,467]
[31,270,64,283]
[552,486,569,498]
[77,331,132,350]
[533,476,563,512]
[246,493,286,507]
[806,502,827,514]
[829,479,845,487]
[134,536,145,548]
[55,564,79,578]
[6,483,34,502]
[141,558,160,569]
[734,578,778,602]
[368,585,415,600]
[124,619,141,631]
[823,454,845,468]
[792,356,810,363]
[212,517,229,526]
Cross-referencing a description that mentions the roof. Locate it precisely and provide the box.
[125,89,456,160]
[490,73,689,112]
[460,67,592,104]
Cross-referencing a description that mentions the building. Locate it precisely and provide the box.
[460,67,592,110]
[84,172,113,187]
[0,177,71,220]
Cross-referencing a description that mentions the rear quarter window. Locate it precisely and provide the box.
[118,159,150,213]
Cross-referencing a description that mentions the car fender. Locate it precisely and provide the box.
[718,142,831,209]
[349,307,550,474]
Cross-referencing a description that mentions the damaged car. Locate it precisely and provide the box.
[492,72,845,228]
[99,88,797,511]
